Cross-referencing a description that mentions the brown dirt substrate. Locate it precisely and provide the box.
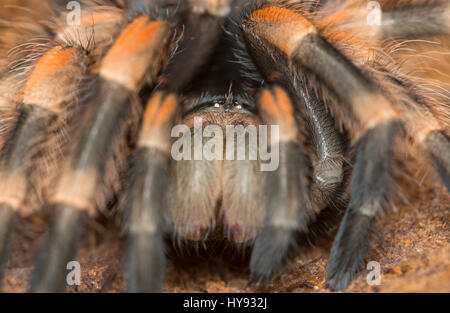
[1,179,448,293]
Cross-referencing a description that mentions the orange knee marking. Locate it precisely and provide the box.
[245,6,316,57]
[251,6,309,24]
[260,89,280,119]
[142,93,163,128]
[23,46,82,110]
[113,17,159,55]
[100,17,171,90]
[139,93,178,151]
[25,47,76,93]
[260,87,294,121]
[259,87,297,141]
[154,95,177,127]
[273,87,294,118]
[141,93,177,129]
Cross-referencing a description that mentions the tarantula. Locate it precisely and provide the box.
[0,0,448,292]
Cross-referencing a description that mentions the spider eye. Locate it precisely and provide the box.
[184,95,256,116]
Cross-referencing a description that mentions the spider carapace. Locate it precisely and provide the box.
[0,0,448,292]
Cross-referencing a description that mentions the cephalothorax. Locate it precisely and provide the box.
[0,0,448,292]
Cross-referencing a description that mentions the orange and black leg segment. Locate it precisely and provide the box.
[250,87,312,282]
[325,120,401,290]
[125,92,178,293]
[241,4,404,290]
[30,15,173,292]
[239,6,346,207]
[0,45,86,285]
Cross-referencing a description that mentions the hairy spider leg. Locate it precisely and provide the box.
[241,4,448,290]
[250,86,312,282]
[0,46,87,284]
[125,92,178,292]
[30,15,173,292]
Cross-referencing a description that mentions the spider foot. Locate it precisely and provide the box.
[250,226,296,283]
